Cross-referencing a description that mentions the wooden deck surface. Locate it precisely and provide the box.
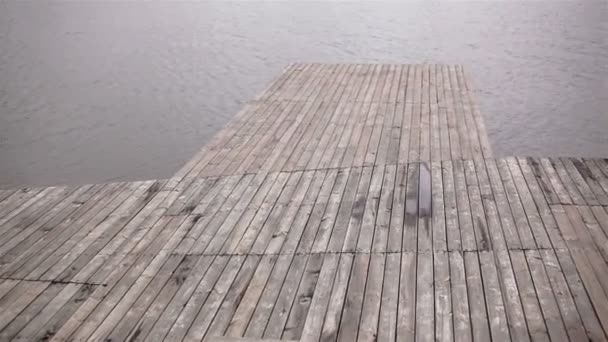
[0,64,607,341]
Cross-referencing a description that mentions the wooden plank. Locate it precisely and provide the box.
[397,252,417,340]
[539,249,587,341]
[463,160,491,251]
[398,89,413,163]
[463,251,491,341]
[522,156,561,205]
[457,67,482,159]
[57,215,188,340]
[419,64,431,162]
[0,279,19,302]
[506,157,552,249]
[563,205,600,252]
[510,250,550,341]
[516,157,566,249]
[0,189,18,204]
[0,186,72,236]
[337,253,370,341]
[429,65,442,162]
[262,171,316,255]
[274,101,341,173]
[473,159,508,250]
[577,205,608,262]
[259,254,306,339]
[561,158,600,205]
[387,164,407,253]
[493,249,530,342]
[417,162,433,252]
[496,159,536,250]
[362,85,388,166]
[371,165,395,253]
[408,65,422,161]
[219,172,282,255]
[0,188,46,228]
[582,159,608,205]
[540,158,573,204]
[378,253,400,342]
[228,101,302,175]
[90,253,190,341]
[15,283,96,341]
[433,251,452,342]
[282,253,325,340]
[0,184,96,256]
[106,255,214,342]
[442,161,461,252]
[329,99,360,169]
[567,248,608,334]
[361,64,383,103]
[555,248,608,341]
[358,253,385,342]
[403,163,419,252]
[341,102,372,168]
[63,181,178,284]
[326,167,361,253]
[385,66,403,165]
[415,252,434,341]
[453,160,475,251]
[0,281,49,331]
[196,100,283,177]
[319,253,353,342]
[310,169,350,253]
[228,252,291,337]
[299,253,340,342]
[551,157,587,205]
[250,172,305,254]
[450,65,471,160]
[341,167,372,253]
[351,102,378,167]
[356,165,384,253]
[232,173,291,255]
[448,251,472,342]
[296,170,337,254]
[205,255,264,339]
[147,255,228,341]
[485,159,522,250]
[372,99,394,166]
[591,206,608,239]
[0,183,124,276]
[14,181,143,280]
[478,251,510,341]
[36,180,164,282]
[474,161,531,341]
[442,65,461,161]
[525,249,570,341]
[54,183,229,339]
[287,88,344,170]
[0,283,79,340]
[180,255,250,342]
[281,171,326,254]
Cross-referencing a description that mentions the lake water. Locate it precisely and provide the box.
[1,1,607,188]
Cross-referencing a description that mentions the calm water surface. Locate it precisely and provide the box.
[1,1,607,188]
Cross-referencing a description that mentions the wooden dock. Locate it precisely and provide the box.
[0,64,607,341]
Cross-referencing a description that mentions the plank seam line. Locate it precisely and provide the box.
[248,99,459,104]
[0,276,106,286]
[172,158,501,180]
[165,246,567,257]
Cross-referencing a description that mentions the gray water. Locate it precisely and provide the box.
[1,1,607,188]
